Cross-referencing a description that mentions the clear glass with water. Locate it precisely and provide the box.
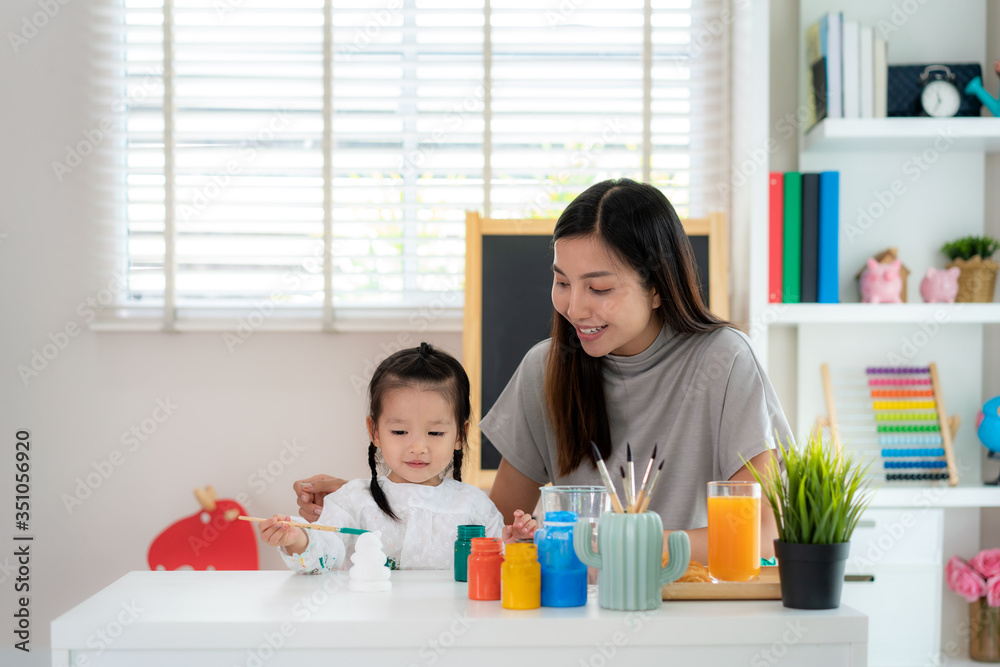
[538,486,611,593]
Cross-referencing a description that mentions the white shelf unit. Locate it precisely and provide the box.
[744,1,999,665]
[803,117,1000,152]
[762,302,1000,324]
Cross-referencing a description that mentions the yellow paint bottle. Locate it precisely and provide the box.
[501,543,541,610]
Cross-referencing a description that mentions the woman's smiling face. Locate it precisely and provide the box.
[551,234,662,357]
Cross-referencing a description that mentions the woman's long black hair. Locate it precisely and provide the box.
[368,342,470,521]
[545,178,731,476]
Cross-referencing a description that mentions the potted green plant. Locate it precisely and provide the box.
[940,235,1000,303]
[745,431,873,609]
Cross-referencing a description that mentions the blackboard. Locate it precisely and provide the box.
[478,232,712,471]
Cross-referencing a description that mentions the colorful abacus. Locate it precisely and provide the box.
[818,363,959,486]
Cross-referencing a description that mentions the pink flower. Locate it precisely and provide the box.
[946,556,987,603]
[988,575,1000,608]
[970,549,1000,579]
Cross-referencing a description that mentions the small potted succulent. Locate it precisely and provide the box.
[941,235,1000,303]
[745,430,873,609]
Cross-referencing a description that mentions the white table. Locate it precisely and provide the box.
[51,571,867,667]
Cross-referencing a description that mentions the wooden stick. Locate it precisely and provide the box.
[821,363,842,455]
[620,466,632,512]
[591,442,625,513]
[928,363,960,486]
[633,444,658,513]
[626,443,636,512]
[239,516,368,535]
[637,461,664,514]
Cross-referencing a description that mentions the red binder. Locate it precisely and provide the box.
[768,173,784,303]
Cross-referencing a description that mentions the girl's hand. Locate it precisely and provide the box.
[258,514,308,554]
[502,509,538,543]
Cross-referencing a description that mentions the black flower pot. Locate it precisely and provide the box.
[774,540,850,610]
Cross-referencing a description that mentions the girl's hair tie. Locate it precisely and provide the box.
[418,342,432,358]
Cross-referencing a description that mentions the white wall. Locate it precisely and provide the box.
[0,2,462,660]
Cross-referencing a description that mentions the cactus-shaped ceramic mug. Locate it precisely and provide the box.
[573,511,690,610]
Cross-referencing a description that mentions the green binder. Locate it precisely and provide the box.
[782,172,802,303]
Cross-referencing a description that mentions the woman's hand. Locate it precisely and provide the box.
[502,509,538,543]
[258,514,308,555]
[294,475,347,522]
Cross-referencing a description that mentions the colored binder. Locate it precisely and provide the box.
[768,173,784,303]
[817,171,840,303]
[800,173,820,303]
[782,172,802,304]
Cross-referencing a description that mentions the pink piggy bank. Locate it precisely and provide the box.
[859,258,903,303]
[920,266,960,303]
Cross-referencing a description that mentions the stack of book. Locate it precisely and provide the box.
[769,171,840,304]
[806,12,888,129]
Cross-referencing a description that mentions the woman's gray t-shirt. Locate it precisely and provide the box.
[479,324,792,530]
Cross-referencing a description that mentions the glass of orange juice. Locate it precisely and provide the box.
[707,481,761,582]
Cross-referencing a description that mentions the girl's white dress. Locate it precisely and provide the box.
[280,476,504,573]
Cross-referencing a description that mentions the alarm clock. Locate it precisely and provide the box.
[919,65,962,117]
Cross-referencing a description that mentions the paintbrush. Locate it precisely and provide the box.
[637,460,664,513]
[620,466,632,512]
[632,443,658,512]
[239,516,369,535]
[626,443,636,512]
[590,441,625,513]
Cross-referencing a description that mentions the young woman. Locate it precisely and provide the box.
[295,179,791,563]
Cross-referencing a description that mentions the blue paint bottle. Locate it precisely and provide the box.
[535,511,587,607]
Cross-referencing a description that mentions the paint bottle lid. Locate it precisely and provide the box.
[457,525,485,540]
[470,537,502,553]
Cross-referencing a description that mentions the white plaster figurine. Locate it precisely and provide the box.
[348,531,392,592]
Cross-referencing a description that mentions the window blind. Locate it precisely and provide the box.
[95,0,729,330]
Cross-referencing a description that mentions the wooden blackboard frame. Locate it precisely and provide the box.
[463,211,729,489]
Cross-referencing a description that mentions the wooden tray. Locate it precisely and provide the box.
[662,567,781,600]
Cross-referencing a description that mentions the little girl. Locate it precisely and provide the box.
[258,342,537,572]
